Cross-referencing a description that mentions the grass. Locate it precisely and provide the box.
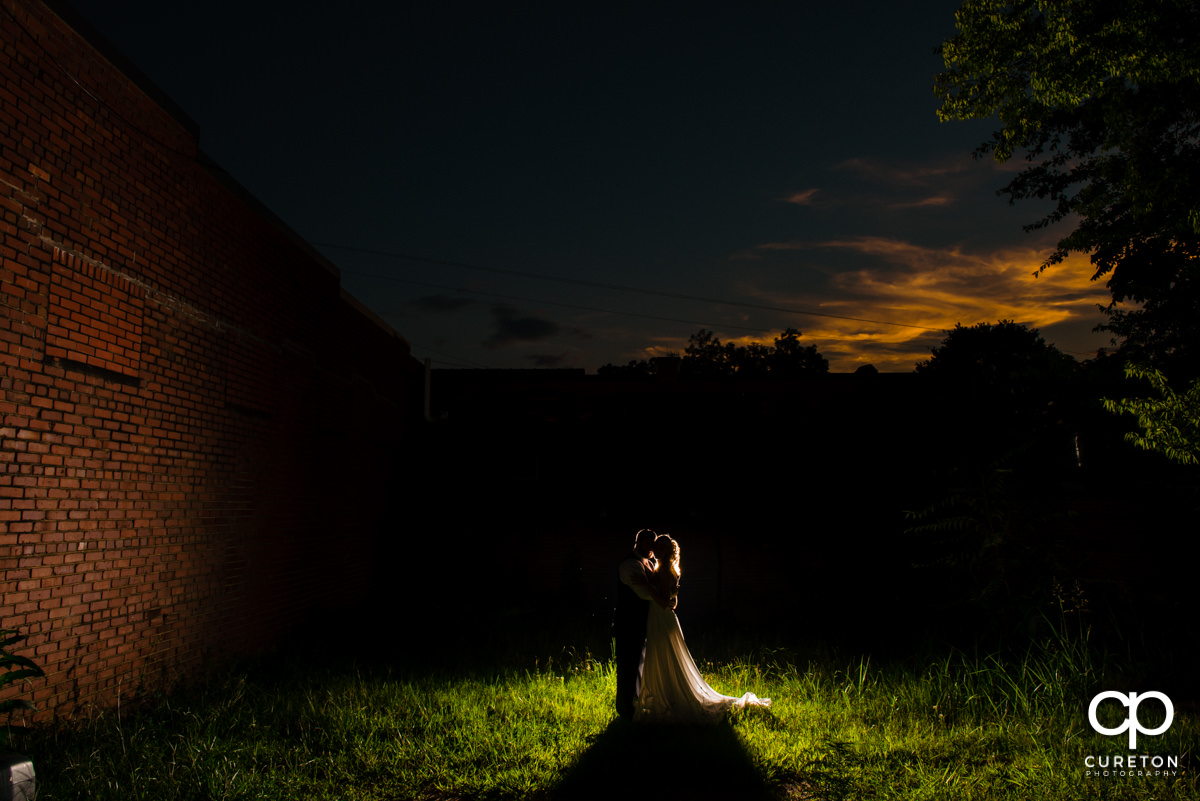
[8,627,1199,800]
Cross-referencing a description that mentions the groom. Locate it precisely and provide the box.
[614,528,660,720]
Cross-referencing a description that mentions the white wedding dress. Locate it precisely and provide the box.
[635,598,771,724]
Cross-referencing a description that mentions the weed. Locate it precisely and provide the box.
[18,636,1199,800]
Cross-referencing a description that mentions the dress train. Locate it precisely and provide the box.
[635,603,771,724]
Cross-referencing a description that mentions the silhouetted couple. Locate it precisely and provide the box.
[614,529,770,723]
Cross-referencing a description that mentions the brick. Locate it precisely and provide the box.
[1,0,416,724]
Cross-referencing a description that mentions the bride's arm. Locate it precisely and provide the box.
[641,568,675,610]
[657,571,679,610]
[628,563,673,609]
[649,573,674,609]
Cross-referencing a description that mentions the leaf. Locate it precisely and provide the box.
[0,630,27,649]
[0,669,46,689]
[0,653,44,673]
[1103,363,1200,465]
[0,699,38,715]
[936,0,1200,369]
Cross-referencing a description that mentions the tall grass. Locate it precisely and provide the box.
[11,629,1197,800]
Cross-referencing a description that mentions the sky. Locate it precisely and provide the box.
[65,0,1115,373]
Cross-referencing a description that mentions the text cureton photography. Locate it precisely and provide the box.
[1083,754,1180,778]
[1084,691,1180,778]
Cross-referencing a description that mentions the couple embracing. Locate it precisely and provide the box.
[614,529,771,723]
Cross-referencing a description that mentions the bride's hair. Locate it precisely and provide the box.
[654,535,681,580]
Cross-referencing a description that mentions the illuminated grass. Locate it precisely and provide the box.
[15,640,1200,800]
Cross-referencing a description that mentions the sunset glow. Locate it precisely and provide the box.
[638,238,1112,372]
[70,2,1123,374]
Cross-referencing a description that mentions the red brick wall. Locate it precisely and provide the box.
[1,0,421,717]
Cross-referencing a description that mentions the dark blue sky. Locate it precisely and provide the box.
[66,0,1112,371]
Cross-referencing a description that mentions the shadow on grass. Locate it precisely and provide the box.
[552,717,773,801]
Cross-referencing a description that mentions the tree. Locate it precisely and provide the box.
[682,328,828,379]
[910,325,1082,642]
[681,328,736,378]
[916,320,1076,385]
[916,321,1080,468]
[595,358,659,380]
[1102,363,1200,465]
[904,447,1070,643]
[598,328,828,379]
[768,328,831,376]
[935,0,1200,377]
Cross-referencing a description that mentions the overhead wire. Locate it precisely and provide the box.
[6,6,1102,360]
[9,5,1094,358]
[404,340,493,369]
[326,245,1104,358]
[313,242,947,333]
[338,269,790,337]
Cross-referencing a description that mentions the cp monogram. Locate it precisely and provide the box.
[1088,691,1174,749]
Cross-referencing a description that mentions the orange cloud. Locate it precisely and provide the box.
[736,236,1112,371]
[890,195,954,209]
[783,188,820,205]
[834,157,969,185]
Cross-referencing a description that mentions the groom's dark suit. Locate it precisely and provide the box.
[614,549,654,719]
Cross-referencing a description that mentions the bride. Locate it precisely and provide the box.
[635,534,771,723]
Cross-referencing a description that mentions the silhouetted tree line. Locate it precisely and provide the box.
[903,320,1196,659]
[593,318,1192,657]
[597,327,828,380]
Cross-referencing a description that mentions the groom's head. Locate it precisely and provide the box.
[635,529,656,558]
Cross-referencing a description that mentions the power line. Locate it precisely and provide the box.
[331,246,1103,358]
[338,269,813,337]
[313,242,946,332]
[405,340,492,369]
